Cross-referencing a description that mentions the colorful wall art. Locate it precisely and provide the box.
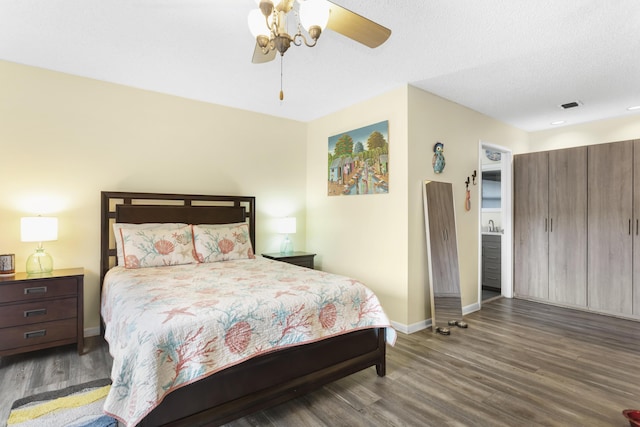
[328,120,389,196]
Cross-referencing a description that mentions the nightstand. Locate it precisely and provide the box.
[0,268,84,356]
[262,252,316,269]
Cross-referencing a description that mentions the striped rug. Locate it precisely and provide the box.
[7,379,117,427]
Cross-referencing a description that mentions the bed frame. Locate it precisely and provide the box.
[100,191,387,426]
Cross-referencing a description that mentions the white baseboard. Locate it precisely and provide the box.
[463,302,480,315]
[390,318,431,334]
[84,326,101,338]
[390,301,480,335]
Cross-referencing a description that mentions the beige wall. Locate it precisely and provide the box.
[305,85,528,331]
[407,86,528,327]
[7,59,636,337]
[528,115,640,151]
[0,60,307,333]
[305,86,410,325]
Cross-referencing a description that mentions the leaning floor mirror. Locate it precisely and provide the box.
[422,180,467,335]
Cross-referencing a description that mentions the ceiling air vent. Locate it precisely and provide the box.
[559,101,582,109]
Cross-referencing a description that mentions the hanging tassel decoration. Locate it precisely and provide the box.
[279,55,284,101]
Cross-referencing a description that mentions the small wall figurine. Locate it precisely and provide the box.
[432,142,446,174]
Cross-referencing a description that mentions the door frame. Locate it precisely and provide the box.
[478,141,513,305]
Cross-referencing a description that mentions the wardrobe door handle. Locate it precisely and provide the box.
[636,219,638,236]
[550,218,553,232]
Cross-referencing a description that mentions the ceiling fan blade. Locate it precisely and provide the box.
[252,42,277,64]
[326,1,391,48]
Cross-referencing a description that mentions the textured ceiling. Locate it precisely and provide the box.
[1,0,639,131]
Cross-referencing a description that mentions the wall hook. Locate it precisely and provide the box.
[472,170,477,185]
[465,177,470,190]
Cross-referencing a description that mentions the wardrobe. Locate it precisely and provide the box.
[514,140,640,319]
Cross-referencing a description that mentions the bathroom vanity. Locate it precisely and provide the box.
[482,233,501,291]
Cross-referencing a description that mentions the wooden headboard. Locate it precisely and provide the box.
[100,191,256,286]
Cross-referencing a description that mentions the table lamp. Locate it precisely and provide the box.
[278,217,296,254]
[21,216,58,274]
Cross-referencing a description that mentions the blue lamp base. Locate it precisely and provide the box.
[280,235,293,254]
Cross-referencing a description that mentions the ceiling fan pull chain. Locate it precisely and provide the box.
[280,55,284,101]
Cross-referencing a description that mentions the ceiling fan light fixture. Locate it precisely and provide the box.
[257,0,275,17]
[248,9,270,38]
[307,25,322,41]
[274,35,292,55]
[248,1,391,100]
[299,0,331,32]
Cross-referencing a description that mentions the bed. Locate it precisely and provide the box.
[100,191,394,426]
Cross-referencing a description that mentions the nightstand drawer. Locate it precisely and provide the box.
[0,297,77,328]
[0,318,77,352]
[0,278,78,303]
[262,252,316,269]
[287,257,314,269]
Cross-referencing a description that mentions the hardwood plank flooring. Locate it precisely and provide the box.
[1,298,639,426]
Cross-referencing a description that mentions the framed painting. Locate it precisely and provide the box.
[328,120,389,196]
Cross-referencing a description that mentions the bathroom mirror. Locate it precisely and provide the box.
[422,180,466,335]
[481,169,502,209]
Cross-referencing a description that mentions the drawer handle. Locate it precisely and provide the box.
[24,286,47,295]
[485,245,499,249]
[24,308,47,317]
[24,329,46,339]
[486,276,500,280]
[486,266,499,270]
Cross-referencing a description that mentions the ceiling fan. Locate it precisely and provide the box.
[248,0,391,98]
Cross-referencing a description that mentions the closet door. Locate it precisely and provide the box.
[514,151,549,300]
[633,140,640,315]
[548,147,587,307]
[588,141,633,315]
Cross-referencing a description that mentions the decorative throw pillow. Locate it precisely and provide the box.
[119,225,196,268]
[113,223,187,266]
[192,223,255,262]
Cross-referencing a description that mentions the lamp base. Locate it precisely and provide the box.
[280,235,293,254]
[26,248,53,274]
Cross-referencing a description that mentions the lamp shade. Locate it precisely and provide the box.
[299,0,330,31]
[248,8,270,38]
[278,217,296,234]
[21,217,58,242]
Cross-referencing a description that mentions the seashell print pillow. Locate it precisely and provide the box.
[113,223,187,266]
[119,225,196,268]
[192,223,255,263]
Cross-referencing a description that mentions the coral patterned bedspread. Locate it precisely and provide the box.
[101,256,395,426]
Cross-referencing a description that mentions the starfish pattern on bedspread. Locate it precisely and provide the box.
[101,257,395,427]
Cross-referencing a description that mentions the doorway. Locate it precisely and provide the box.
[478,142,513,306]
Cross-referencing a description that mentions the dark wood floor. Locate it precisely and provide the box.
[1,298,639,426]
